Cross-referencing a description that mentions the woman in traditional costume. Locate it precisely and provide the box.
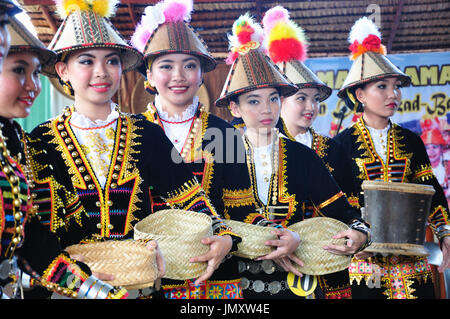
[0,1,128,299]
[32,0,235,298]
[215,13,371,299]
[334,17,450,299]
[130,0,257,299]
[258,5,361,299]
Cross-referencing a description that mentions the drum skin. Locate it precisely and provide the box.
[362,181,435,256]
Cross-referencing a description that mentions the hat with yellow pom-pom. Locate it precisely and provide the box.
[47,0,142,76]
[215,13,297,108]
[262,6,331,102]
[337,17,411,110]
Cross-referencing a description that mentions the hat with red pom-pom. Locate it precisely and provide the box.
[215,13,297,108]
[338,17,411,109]
[131,0,216,74]
[262,6,331,102]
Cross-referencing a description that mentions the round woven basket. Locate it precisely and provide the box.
[134,209,213,280]
[65,240,158,290]
[225,220,278,259]
[288,217,352,276]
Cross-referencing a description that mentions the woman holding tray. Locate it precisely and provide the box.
[215,12,371,299]
[32,0,236,298]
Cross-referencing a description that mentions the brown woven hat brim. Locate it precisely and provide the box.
[225,220,278,259]
[7,16,57,76]
[337,51,411,99]
[215,50,297,107]
[46,10,143,77]
[279,60,332,102]
[65,240,158,290]
[142,22,216,73]
[133,209,213,280]
[216,82,298,108]
[144,49,216,73]
[288,217,352,276]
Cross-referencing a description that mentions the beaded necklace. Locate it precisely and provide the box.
[0,123,29,260]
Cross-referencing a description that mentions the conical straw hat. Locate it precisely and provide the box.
[131,0,216,74]
[262,6,331,102]
[215,13,297,108]
[224,217,351,276]
[337,17,410,100]
[134,209,213,281]
[65,240,158,290]
[7,16,56,76]
[47,0,142,77]
[288,217,352,275]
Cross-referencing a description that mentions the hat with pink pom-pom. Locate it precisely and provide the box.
[131,0,216,73]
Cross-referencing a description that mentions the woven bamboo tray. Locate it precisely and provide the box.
[225,219,278,259]
[288,217,352,275]
[65,240,158,290]
[134,209,213,280]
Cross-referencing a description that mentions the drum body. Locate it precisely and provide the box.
[361,181,435,256]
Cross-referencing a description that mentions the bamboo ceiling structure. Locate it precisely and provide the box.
[18,0,450,58]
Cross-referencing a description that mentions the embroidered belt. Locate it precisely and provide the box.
[163,279,242,299]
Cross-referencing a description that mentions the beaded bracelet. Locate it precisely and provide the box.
[349,219,372,253]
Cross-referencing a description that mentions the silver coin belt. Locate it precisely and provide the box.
[238,260,288,295]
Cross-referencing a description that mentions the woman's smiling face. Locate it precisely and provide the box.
[0,52,41,119]
[147,53,203,110]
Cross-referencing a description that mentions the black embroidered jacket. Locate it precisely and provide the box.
[334,117,450,240]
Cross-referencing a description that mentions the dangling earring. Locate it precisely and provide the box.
[144,80,157,94]
[63,81,73,96]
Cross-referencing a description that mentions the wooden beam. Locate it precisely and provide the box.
[21,0,241,5]
[126,3,137,27]
[387,0,405,53]
[40,5,57,33]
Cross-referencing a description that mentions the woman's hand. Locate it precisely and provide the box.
[146,240,166,279]
[256,228,304,277]
[190,235,233,285]
[323,229,368,255]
